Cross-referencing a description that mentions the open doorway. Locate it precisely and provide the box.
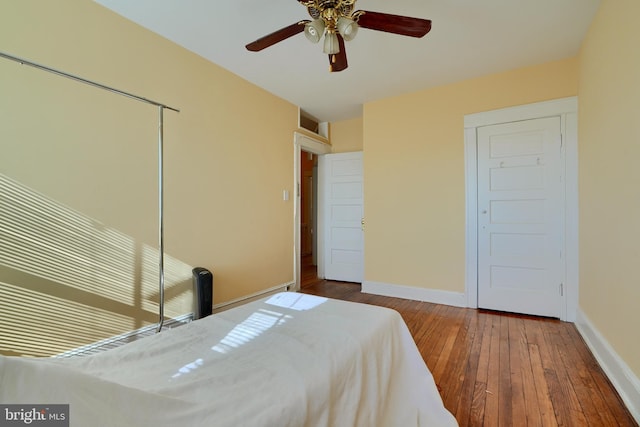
[293,132,331,291]
[300,150,318,288]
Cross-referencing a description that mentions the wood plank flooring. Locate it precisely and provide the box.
[300,279,637,427]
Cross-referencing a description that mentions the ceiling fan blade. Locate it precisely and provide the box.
[356,11,432,38]
[329,34,348,72]
[246,21,309,52]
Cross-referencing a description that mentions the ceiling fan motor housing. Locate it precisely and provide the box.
[301,0,356,21]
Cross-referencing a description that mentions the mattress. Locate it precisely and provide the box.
[0,292,458,426]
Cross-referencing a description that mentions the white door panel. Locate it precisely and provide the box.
[478,117,563,318]
[323,152,363,282]
[331,182,362,199]
[331,157,362,176]
[490,199,545,224]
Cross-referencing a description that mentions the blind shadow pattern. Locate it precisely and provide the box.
[0,173,193,357]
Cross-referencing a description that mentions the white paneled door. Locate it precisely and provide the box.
[323,152,363,283]
[477,117,563,318]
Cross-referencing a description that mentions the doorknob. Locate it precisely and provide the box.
[481,210,487,214]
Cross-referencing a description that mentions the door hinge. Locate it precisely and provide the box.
[559,283,564,296]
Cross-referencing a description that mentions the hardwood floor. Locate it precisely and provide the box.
[299,279,637,427]
[300,254,318,287]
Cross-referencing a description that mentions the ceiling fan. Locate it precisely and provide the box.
[245,0,432,72]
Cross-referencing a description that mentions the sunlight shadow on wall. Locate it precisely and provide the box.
[0,173,193,357]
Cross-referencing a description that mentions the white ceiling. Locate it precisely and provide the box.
[94,0,600,123]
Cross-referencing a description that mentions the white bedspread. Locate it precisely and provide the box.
[0,292,457,426]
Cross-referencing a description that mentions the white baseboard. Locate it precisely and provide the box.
[362,281,466,308]
[575,308,640,423]
[212,282,292,313]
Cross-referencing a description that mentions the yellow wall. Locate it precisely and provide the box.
[578,0,640,378]
[2,0,636,384]
[330,117,363,153]
[363,57,578,292]
[0,0,298,355]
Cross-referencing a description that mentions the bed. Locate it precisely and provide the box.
[0,292,457,426]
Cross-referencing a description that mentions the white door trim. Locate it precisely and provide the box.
[293,132,331,291]
[464,97,578,321]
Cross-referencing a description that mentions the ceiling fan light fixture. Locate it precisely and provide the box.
[304,19,325,43]
[337,17,358,41]
[323,31,340,54]
[245,1,433,73]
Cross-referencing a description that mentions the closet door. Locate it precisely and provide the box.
[477,117,563,318]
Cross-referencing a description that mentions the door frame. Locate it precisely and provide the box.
[464,97,578,321]
[293,132,331,291]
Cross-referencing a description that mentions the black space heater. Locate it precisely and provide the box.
[192,267,213,319]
